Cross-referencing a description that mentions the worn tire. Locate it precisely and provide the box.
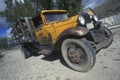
[61,38,96,72]
[21,47,31,59]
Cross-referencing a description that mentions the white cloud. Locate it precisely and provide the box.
[6,28,12,38]
[84,2,96,9]
[0,17,8,27]
[0,0,6,11]
[13,0,24,5]
[83,0,105,9]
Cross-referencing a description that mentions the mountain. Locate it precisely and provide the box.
[93,0,120,19]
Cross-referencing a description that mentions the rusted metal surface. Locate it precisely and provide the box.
[96,35,113,51]
[56,27,89,43]
[95,28,113,51]
[67,44,85,64]
[54,26,89,51]
[61,27,89,36]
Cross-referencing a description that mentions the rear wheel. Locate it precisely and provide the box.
[21,47,32,59]
[61,38,96,72]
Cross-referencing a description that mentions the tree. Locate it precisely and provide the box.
[31,0,54,10]
[31,0,82,16]
[0,37,8,49]
[0,0,83,23]
[0,0,36,22]
[57,0,82,17]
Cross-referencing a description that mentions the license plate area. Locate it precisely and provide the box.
[86,23,94,29]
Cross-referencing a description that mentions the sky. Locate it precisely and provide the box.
[0,17,8,37]
[82,0,105,9]
[0,0,7,37]
[0,0,105,37]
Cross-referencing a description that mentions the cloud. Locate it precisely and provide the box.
[82,0,105,9]
[12,0,24,5]
[0,0,6,11]
[0,17,8,27]
[6,28,12,38]
[84,2,96,9]
[4,23,12,38]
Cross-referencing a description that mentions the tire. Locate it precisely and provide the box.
[104,27,112,37]
[61,38,96,72]
[21,47,32,59]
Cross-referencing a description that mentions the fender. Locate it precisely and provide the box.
[56,26,89,42]
[54,26,89,50]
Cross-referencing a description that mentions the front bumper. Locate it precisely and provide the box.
[94,26,113,52]
[95,33,113,52]
[88,22,113,52]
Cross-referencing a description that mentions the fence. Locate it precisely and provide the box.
[100,13,120,28]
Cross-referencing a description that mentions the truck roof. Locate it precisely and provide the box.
[41,10,67,14]
[32,10,67,19]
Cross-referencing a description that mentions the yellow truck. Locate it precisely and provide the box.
[12,8,113,72]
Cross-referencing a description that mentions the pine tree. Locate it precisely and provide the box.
[0,0,83,23]
[0,37,8,49]
[56,0,82,17]
[0,0,36,22]
[31,0,54,10]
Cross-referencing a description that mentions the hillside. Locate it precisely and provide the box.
[93,0,120,19]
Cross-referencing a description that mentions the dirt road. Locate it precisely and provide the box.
[0,28,120,80]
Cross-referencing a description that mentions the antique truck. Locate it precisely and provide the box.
[12,8,113,72]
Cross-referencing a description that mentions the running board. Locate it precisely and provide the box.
[38,45,53,56]
[38,49,52,56]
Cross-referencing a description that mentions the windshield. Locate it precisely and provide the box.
[44,13,68,22]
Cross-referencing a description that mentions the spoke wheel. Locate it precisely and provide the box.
[61,38,96,72]
[67,44,86,65]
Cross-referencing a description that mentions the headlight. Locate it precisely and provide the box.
[93,15,98,21]
[78,16,85,25]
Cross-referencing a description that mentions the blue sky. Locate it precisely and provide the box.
[82,0,105,9]
[0,17,8,37]
[0,26,8,37]
[0,0,105,37]
[0,0,8,37]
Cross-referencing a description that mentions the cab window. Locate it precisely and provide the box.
[44,12,68,23]
[32,15,43,28]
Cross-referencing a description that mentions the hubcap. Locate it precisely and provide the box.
[67,44,86,65]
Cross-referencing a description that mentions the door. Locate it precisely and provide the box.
[32,15,50,45]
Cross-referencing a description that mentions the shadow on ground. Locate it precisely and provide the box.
[41,51,61,61]
[41,51,71,70]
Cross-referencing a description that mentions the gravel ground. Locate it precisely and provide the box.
[0,28,120,80]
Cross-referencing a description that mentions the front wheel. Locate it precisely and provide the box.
[61,38,96,72]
